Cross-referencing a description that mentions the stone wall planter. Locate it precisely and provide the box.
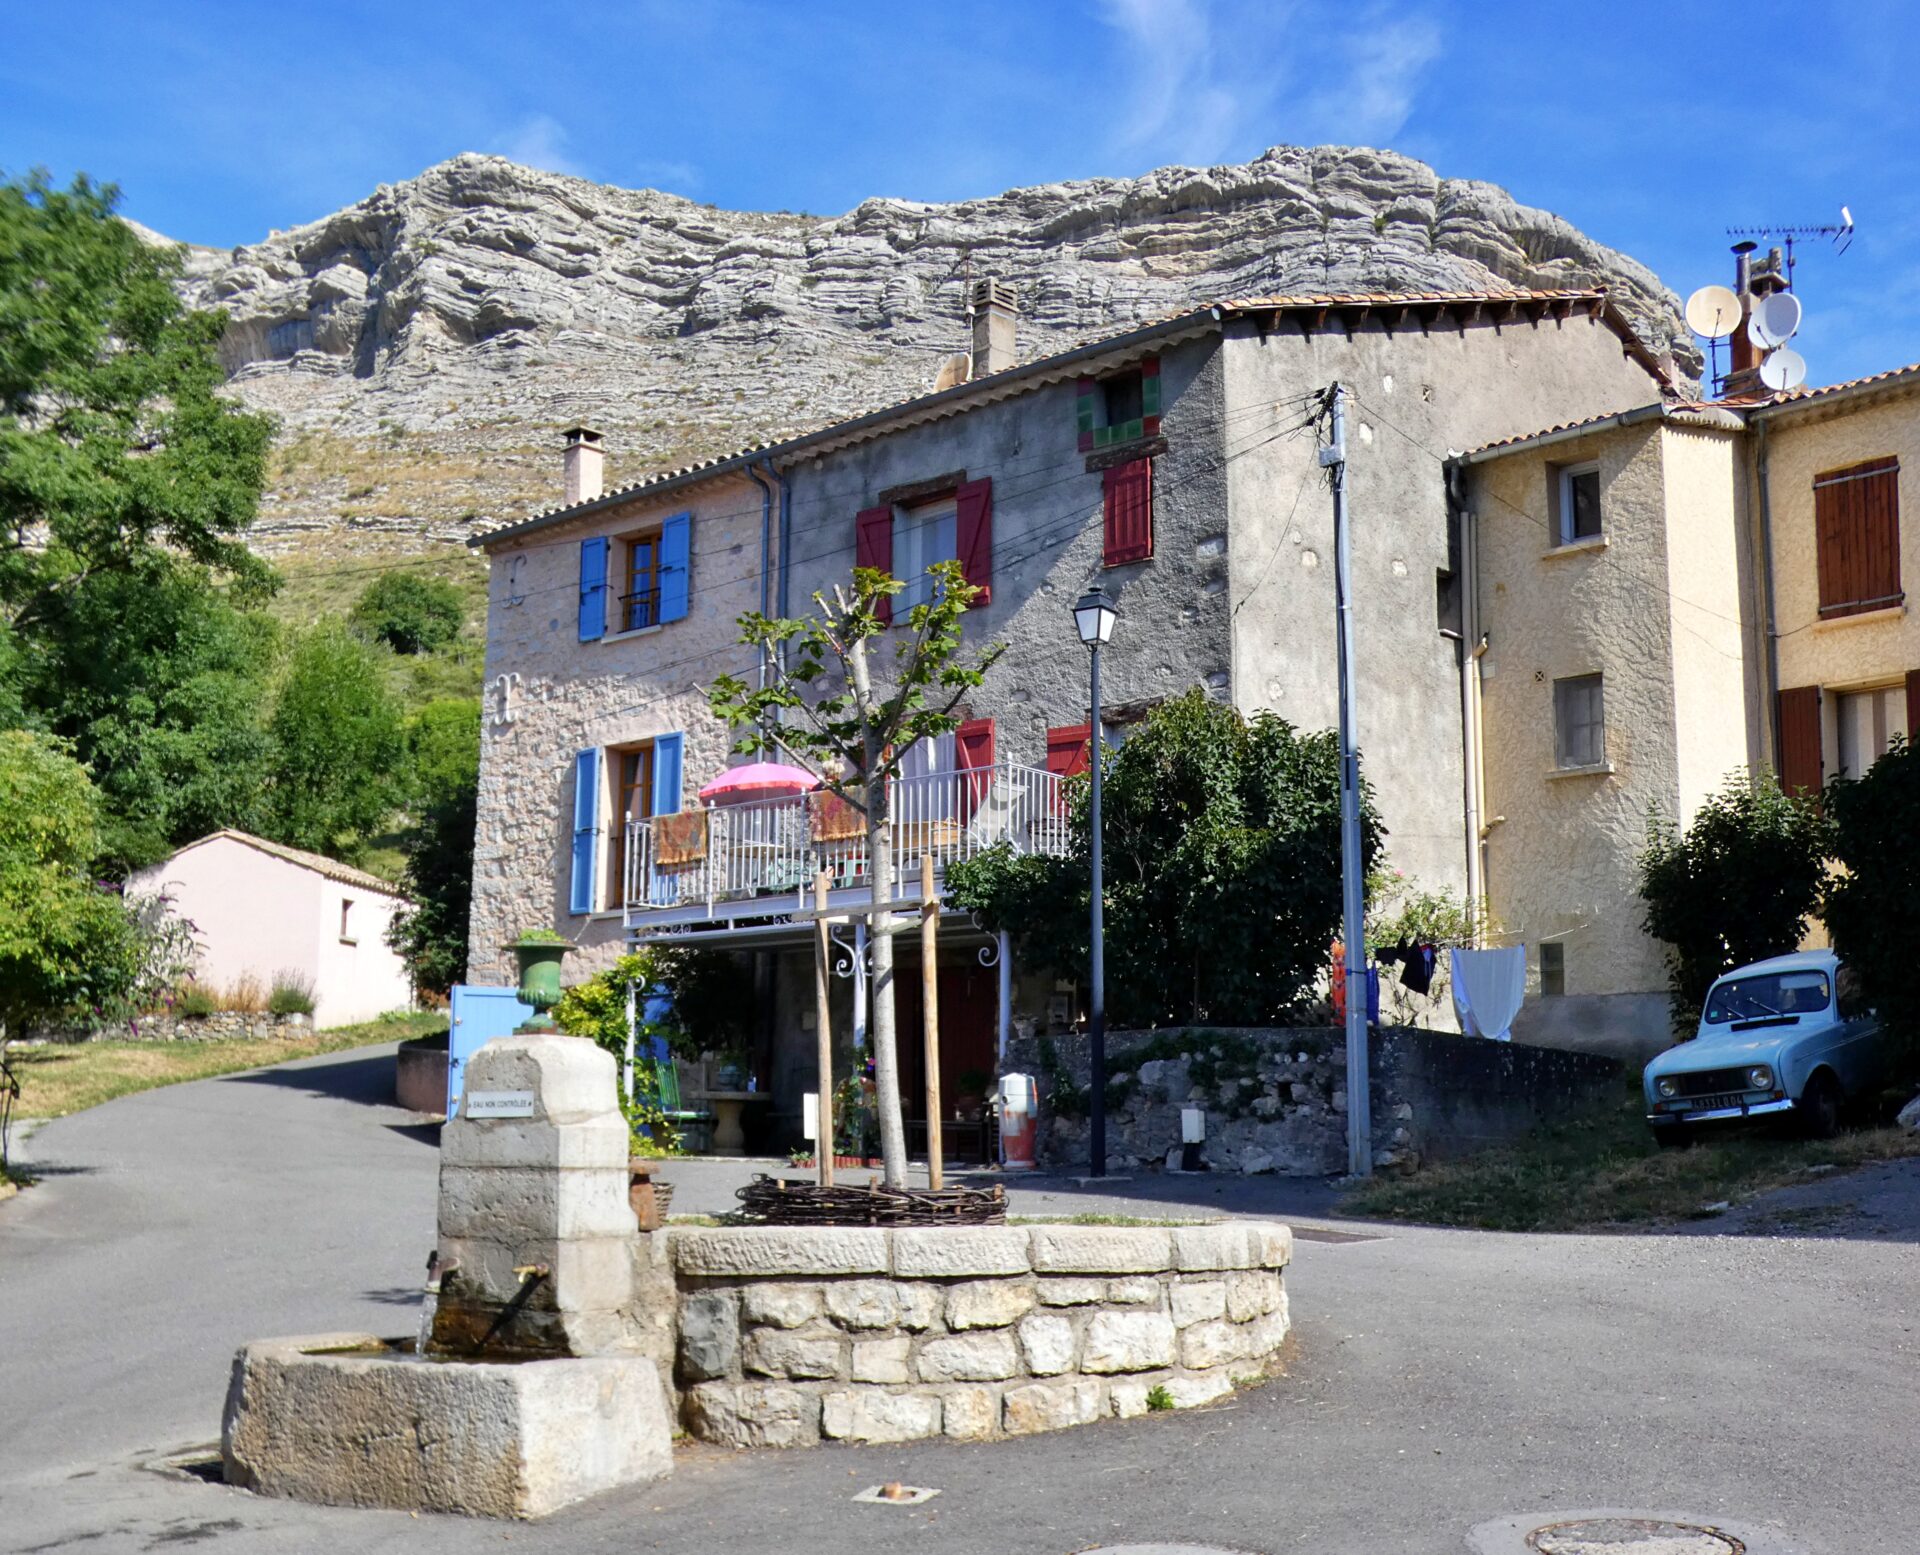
[221,1333,672,1518]
[667,1220,1292,1448]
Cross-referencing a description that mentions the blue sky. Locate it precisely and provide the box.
[5,0,1915,385]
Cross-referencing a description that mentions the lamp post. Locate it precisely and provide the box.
[1072,584,1118,1178]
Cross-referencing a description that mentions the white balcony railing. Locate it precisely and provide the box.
[624,760,1069,921]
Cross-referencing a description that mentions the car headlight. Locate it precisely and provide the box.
[1656,1077,1678,1099]
[1747,1065,1774,1091]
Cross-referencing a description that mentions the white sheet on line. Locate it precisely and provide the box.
[1450,945,1527,1041]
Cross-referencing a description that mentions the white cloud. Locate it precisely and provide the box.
[1096,0,1442,165]
[494,114,585,177]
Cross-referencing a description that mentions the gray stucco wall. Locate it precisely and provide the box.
[1221,313,1666,897]
[779,332,1231,768]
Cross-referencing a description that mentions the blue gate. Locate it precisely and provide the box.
[447,984,535,1118]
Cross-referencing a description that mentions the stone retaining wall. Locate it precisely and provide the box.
[29,1012,312,1043]
[666,1221,1292,1447]
[1024,1024,1621,1176]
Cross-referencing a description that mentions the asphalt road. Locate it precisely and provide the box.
[4,1043,1918,1554]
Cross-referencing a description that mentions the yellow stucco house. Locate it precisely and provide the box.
[1454,363,1920,1058]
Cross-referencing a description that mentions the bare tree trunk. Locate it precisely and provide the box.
[868,776,907,1186]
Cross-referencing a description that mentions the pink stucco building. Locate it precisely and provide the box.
[131,831,414,1027]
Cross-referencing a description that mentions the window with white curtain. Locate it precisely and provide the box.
[1836,686,1907,779]
[893,497,957,611]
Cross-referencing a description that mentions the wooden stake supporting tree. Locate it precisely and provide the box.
[711,560,1003,1189]
[920,852,944,1190]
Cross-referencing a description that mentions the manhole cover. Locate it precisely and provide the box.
[1528,1519,1744,1555]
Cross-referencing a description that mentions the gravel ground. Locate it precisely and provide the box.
[4,1042,1916,1555]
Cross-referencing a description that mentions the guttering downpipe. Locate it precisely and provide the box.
[745,462,775,689]
[1447,461,1488,938]
[1754,418,1782,767]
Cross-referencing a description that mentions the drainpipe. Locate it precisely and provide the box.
[745,463,775,689]
[1449,463,1489,943]
[1754,419,1782,769]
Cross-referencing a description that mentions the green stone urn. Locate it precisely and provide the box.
[508,931,573,1034]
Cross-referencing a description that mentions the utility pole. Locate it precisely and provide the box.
[1323,384,1372,1178]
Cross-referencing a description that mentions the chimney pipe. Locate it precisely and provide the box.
[563,426,604,505]
[970,280,1018,380]
[1728,243,1760,381]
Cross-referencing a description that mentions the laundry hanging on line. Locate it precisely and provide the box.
[1449,945,1527,1041]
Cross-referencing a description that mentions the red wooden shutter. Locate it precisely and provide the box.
[856,504,894,624]
[1815,458,1901,618]
[1777,685,1823,797]
[955,478,993,606]
[1103,457,1153,565]
[1907,669,1920,741]
[956,717,995,819]
[1044,723,1093,778]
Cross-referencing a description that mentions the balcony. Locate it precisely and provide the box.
[623,761,1068,932]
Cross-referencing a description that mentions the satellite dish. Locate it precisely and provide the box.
[932,352,972,392]
[1748,291,1803,349]
[1760,348,1808,392]
[1685,284,1742,339]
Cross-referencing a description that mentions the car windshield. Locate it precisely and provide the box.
[1703,970,1830,1023]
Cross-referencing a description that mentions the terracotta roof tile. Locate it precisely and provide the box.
[167,830,409,898]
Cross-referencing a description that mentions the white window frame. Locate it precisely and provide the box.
[892,496,958,613]
[1834,683,1908,780]
[1556,461,1603,547]
[1552,672,1606,771]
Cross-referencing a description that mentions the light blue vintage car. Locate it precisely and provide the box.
[1644,950,1881,1144]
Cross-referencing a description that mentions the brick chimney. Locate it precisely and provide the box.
[970,280,1018,379]
[563,426,604,505]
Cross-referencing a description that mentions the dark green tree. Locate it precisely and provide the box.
[948,689,1382,1027]
[388,698,479,995]
[1825,738,1920,1069]
[349,571,466,655]
[16,557,278,870]
[0,171,275,632]
[1637,771,1831,1035]
[264,622,405,857]
[0,731,143,1039]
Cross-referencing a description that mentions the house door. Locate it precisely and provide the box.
[896,960,998,1121]
[448,984,535,1117]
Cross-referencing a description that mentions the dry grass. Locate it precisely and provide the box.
[1341,1081,1920,1233]
[4,1013,446,1122]
[220,972,267,1014]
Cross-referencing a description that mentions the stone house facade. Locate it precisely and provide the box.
[468,284,1671,1147]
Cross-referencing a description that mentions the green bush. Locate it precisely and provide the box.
[176,983,218,1018]
[264,622,406,856]
[267,971,316,1017]
[1638,772,1830,1034]
[349,572,465,655]
[949,689,1381,1026]
[1826,737,1920,1077]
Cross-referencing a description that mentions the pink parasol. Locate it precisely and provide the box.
[697,761,821,804]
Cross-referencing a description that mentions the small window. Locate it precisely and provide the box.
[1835,685,1908,779]
[1556,463,1602,545]
[893,496,958,612]
[607,743,655,910]
[1814,456,1901,618]
[1553,673,1606,769]
[619,531,662,632]
[1540,941,1565,997]
[339,898,355,944]
[1077,357,1162,451]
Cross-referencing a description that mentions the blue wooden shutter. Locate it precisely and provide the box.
[569,748,600,914]
[578,537,609,641]
[651,733,684,816]
[659,513,691,623]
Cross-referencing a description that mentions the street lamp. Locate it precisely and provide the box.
[1072,584,1118,1177]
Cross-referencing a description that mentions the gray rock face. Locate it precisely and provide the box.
[156,147,1692,550]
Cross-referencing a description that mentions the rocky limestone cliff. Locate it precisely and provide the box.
[163,146,1691,552]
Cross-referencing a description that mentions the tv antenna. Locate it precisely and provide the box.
[1725,207,1855,288]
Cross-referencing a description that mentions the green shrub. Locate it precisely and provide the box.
[175,983,218,1018]
[1638,772,1830,1034]
[349,572,465,655]
[1826,737,1920,1079]
[267,971,316,1017]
